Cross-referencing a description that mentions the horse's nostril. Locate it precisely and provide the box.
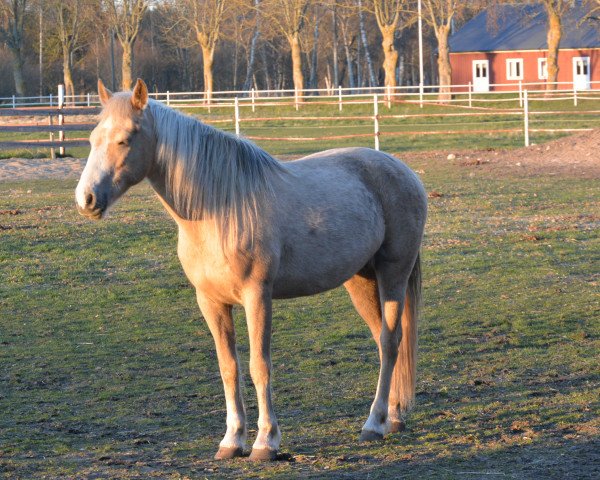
[85,193,95,207]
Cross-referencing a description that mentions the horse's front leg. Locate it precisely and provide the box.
[196,292,247,459]
[244,287,281,461]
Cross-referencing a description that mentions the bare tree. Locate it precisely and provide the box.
[338,4,357,91]
[368,0,411,90]
[329,0,340,88]
[261,0,311,99]
[541,0,573,92]
[242,0,261,92]
[357,0,377,87]
[49,0,92,99]
[104,0,148,90]
[0,0,28,95]
[177,0,227,102]
[421,1,475,101]
[498,1,574,92]
[585,0,600,22]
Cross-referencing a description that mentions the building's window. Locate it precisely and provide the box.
[538,58,548,79]
[575,58,589,75]
[506,58,524,80]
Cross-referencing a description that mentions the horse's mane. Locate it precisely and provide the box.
[148,100,285,243]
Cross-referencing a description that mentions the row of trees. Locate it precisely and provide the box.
[0,1,596,100]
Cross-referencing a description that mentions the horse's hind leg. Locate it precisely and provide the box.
[353,259,413,440]
[344,267,382,349]
[196,292,247,459]
[345,266,409,436]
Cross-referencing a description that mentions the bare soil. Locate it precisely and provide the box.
[1,129,598,182]
[401,129,600,179]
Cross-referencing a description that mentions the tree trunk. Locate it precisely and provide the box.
[121,42,133,90]
[289,33,304,102]
[381,25,398,89]
[545,6,561,92]
[309,17,320,91]
[436,25,452,102]
[243,1,261,93]
[62,49,75,100]
[340,23,355,92]
[357,0,377,88]
[201,44,215,103]
[260,43,272,91]
[331,3,339,88]
[11,50,25,96]
[398,53,404,86]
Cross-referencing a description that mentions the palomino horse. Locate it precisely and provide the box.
[76,79,427,461]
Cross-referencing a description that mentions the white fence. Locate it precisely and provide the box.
[2,81,599,109]
[1,82,599,155]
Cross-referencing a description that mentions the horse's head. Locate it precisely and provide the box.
[76,78,155,220]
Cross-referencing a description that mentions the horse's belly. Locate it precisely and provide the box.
[272,223,384,299]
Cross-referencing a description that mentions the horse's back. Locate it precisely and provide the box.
[288,147,427,232]
[291,147,425,201]
[269,147,426,298]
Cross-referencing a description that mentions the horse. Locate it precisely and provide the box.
[76,78,427,461]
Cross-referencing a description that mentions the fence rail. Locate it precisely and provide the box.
[2,81,599,108]
[1,83,599,156]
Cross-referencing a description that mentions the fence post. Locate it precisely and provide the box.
[468,82,472,108]
[523,89,529,147]
[419,82,424,109]
[166,90,170,106]
[373,94,380,151]
[234,96,240,137]
[49,93,53,107]
[49,114,56,160]
[57,84,65,156]
[251,87,256,113]
[573,87,578,107]
[12,95,16,108]
[519,80,523,108]
[87,92,91,107]
[386,84,391,109]
[295,88,299,111]
[338,85,343,112]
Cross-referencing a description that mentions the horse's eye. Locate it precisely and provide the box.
[118,140,128,146]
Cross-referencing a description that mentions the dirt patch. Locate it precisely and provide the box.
[0,114,96,126]
[0,157,86,181]
[397,129,600,179]
[1,130,598,182]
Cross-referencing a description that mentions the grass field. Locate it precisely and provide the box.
[0,151,598,479]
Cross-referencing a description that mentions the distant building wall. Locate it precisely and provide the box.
[450,48,600,92]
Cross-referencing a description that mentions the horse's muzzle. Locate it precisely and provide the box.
[76,192,105,220]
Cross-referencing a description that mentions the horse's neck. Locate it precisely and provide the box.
[146,162,218,244]
[147,160,171,207]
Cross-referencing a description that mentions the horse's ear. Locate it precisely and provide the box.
[131,78,148,111]
[97,79,112,106]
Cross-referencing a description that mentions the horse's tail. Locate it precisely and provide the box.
[394,252,421,415]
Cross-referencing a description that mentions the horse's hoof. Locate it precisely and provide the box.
[214,446,244,460]
[359,429,384,442]
[389,420,406,433]
[249,448,278,461]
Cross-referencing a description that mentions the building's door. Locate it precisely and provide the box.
[573,57,591,90]
[472,60,490,92]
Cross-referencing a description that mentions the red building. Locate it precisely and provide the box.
[448,4,600,92]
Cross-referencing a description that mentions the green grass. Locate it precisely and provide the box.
[1,152,599,478]
[2,95,600,159]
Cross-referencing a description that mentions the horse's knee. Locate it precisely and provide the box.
[249,358,271,385]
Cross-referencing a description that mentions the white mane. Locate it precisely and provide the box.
[149,100,285,243]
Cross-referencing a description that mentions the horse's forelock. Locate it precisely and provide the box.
[99,92,136,123]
